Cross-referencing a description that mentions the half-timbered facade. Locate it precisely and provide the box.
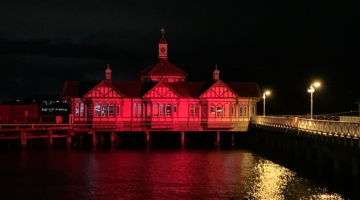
[61,29,261,131]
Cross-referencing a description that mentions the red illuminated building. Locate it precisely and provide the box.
[0,103,39,123]
[61,29,261,131]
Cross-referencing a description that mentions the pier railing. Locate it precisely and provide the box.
[252,116,360,138]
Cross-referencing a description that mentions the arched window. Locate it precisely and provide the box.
[95,103,100,117]
[224,104,229,117]
[231,104,235,117]
[189,104,194,117]
[239,105,243,117]
[116,104,121,117]
[173,103,177,117]
[146,103,151,117]
[75,103,79,117]
[166,103,171,117]
[216,104,223,117]
[153,103,159,117]
[137,103,142,117]
[202,104,207,117]
[80,103,85,117]
[210,104,215,117]
[109,103,115,117]
[88,104,93,117]
[102,103,108,117]
[159,103,165,117]
[194,104,199,117]
[133,103,137,117]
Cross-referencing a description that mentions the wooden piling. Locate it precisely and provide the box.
[181,131,185,147]
[215,131,220,148]
[111,131,115,148]
[47,129,53,148]
[146,131,150,148]
[21,130,27,149]
[67,134,71,148]
[231,132,235,147]
[92,132,97,147]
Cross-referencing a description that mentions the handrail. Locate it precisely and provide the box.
[252,116,360,138]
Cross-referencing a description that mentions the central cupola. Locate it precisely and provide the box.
[137,28,188,82]
[158,28,168,59]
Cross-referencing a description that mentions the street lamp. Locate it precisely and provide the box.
[263,90,271,116]
[307,82,321,119]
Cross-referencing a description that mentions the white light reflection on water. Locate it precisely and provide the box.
[245,157,344,200]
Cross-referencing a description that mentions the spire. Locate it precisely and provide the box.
[213,64,220,81]
[158,27,168,59]
[105,63,112,80]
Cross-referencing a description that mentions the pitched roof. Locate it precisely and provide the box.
[137,59,188,77]
[61,81,261,99]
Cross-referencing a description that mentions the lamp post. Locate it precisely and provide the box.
[307,82,321,119]
[263,90,271,116]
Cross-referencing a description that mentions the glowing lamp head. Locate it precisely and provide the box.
[313,82,321,87]
[265,91,271,95]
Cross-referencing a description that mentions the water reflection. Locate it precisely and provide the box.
[0,149,346,199]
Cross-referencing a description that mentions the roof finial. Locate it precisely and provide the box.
[215,64,217,70]
[107,63,109,69]
[161,27,165,39]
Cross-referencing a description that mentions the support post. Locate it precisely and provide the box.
[21,130,27,149]
[181,131,185,147]
[111,131,115,148]
[92,132,97,147]
[215,131,220,148]
[231,132,235,147]
[146,131,150,148]
[47,129,53,148]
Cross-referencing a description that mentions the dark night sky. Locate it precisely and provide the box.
[0,0,359,115]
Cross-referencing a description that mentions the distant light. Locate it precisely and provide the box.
[265,91,271,95]
[16,99,20,102]
[56,101,59,103]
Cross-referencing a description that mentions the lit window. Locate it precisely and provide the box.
[244,105,247,117]
[95,103,100,117]
[239,106,243,117]
[137,103,142,117]
[133,103,137,117]
[194,104,199,117]
[216,105,223,117]
[102,103,108,117]
[231,104,235,117]
[80,103,85,117]
[166,103,171,117]
[75,103,79,117]
[109,103,114,117]
[190,104,194,117]
[159,103,165,117]
[153,103,159,117]
[210,104,215,117]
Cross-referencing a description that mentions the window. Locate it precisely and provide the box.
[239,106,243,117]
[224,104,229,117]
[153,103,159,117]
[146,103,151,117]
[88,104,93,117]
[210,104,215,117]
[159,103,165,117]
[80,103,85,117]
[202,104,207,117]
[133,103,137,117]
[194,104,199,117]
[166,103,171,117]
[116,104,121,117]
[190,104,194,117]
[137,103,142,117]
[75,103,79,117]
[173,103,177,117]
[216,104,223,117]
[109,103,114,117]
[95,103,100,117]
[102,103,108,117]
